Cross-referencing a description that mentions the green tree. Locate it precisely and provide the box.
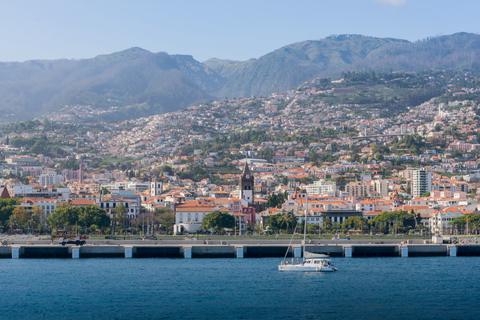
[0,198,18,226]
[154,207,175,235]
[100,187,111,195]
[371,210,415,234]
[342,216,368,234]
[279,212,297,234]
[7,215,18,233]
[266,192,288,208]
[78,206,110,230]
[266,214,283,232]
[11,207,30,231]
[322,218,333,233]
[112,203,127,231]
[201,211,235,233]
[47,203,80,231]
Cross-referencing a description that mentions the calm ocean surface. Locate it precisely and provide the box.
[1,257,479,320]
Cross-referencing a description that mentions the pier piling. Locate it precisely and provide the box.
[344,246,352,258]
[125,247,133,259]
[236,246,244,258]
[12,247,20,259]
[294,247,302,258]
[72,247,80,259]
[184,247,192,259]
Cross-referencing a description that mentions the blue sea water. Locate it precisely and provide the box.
[1,257,480,320]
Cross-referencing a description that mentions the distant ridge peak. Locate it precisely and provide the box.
[326,34,369,40]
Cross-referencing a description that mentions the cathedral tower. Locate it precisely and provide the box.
[239,162,254,205]
[151,179,163,196]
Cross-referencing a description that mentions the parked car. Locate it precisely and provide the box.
[58,237,86,246]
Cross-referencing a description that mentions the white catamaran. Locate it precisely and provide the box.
[278,194,337,272]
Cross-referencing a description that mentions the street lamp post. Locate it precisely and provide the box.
[319,218,321,239]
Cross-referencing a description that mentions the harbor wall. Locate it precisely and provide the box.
[3,243,480,259]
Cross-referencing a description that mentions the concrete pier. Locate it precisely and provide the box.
[72,247,80,259]
[243,246,290,258]
[80,245,124,258]
[236,246,244,258]
[125,247,133,259]
[184,247,192,259]
[294,247,302,258]
[344,247,352,258]
[3,243,480,259]
[448,246,457,257]
[457,245,480,256]
[134,246,182,258]
[407,245,446,257]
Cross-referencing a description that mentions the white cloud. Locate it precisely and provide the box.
[377,0,407,6]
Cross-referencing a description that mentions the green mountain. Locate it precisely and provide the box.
[0,33,479,122]
[204,33,480,98]
[0,48,219,121]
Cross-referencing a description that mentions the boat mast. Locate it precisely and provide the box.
[303,192,308,262]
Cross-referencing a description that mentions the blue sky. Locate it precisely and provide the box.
[0,0,478,62]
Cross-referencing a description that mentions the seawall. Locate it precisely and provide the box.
[2,242,479,259]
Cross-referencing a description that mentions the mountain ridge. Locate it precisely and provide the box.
[0,32,479,122]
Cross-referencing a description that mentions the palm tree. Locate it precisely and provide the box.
[356,217,368,235]
[7,216,18,234]
[28,214,40,235]
[280,212,297,234]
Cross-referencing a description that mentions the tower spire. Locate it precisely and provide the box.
[243,161,251,176]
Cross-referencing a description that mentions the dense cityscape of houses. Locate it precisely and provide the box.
[1,71,480,235]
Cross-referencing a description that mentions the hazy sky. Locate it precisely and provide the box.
[0,0,478,62]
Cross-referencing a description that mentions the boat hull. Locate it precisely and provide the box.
[278,265,337,272]
[278,259,337,272]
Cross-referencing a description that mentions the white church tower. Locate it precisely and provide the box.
[151,179,163,196]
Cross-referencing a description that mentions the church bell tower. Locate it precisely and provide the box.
[151,179,163,196]
[239,162,254,205]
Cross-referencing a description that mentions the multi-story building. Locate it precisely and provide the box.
[373,179,389,198]
[39,172,65,187]
[305,179,336,196]
[345,181,374,198]
[99,197,140,220]
[413,169,432,198]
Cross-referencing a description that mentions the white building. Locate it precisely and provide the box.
[99,197,140,220]
[373,180,389,198]
[413,169,432,198]
[39,172,65,187]
[305,179,336,196]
